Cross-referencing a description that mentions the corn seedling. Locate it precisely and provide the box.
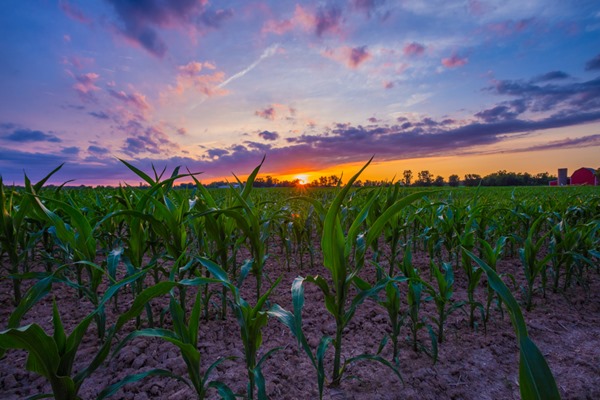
[466,249,561,400]
[105,281,235,400]
[199,257,282,400]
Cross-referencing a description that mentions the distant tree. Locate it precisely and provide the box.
[448,174,460,187]
[403,170,412,186]
[328,175,340,186]
[415,170,433,187]
[464,174,482,187]
[318,176,328,187]
[433,175,445,186]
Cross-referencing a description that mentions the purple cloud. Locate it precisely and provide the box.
[3,128,61,143]
[315,6,343,37]
[585,53,600,71]
[403,42,425,57]
[259,130,280,141]
[531,71,570,83]
[104,0,226,58]
[88,145,109,154]
[442,53,468,68]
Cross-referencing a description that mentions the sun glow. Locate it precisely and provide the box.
[295,174,309,185]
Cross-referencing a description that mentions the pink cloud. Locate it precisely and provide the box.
[262,4,343,38]
[255,104,295,121]
[485,19,533,36]
[108,89,151,113]
[165,61,228,99]
[62,55,95,70]
[442,53,468,68]
[68,71,101,101]
[59,1,92,24]
[383,81,394,89]
[322,46,372,69]
[403,42,425,56]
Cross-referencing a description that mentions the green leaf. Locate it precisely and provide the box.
[97,369,189,399]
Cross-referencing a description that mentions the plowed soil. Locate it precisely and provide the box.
[1,241,599,399]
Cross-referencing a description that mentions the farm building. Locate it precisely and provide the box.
[549,167,598,186]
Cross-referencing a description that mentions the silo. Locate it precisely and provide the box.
[558,168,568,186]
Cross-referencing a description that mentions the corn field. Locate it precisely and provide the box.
[1,160,599,399]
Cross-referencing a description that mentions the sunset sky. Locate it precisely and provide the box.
[1,0,599,185]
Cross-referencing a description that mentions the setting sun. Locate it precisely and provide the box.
[295,174,309,185]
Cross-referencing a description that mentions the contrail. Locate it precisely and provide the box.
[219,43,279,88]
[190,43,279,110]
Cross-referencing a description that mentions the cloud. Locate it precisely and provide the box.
[89,111,110,120]
[509,134,600,153]
[403,42,425,57]
[69,72,101,102]
[322,46,372,69]
[108,89,151,113]
[531,71,570,83]
[105,0,229,58]
[483,19,533,36]
[199,8,233,28]
[88,145,109,154]
[120,121,180,156]
[207,148,229,159]
[168,62,227,99]
[258,130,280,141]
[585,53,600,71]
[62,55,95,70]
[262,4,343,38]
[442,53,468,68]
[3,128,61,143]
[352,0,387,18]
[315,5,343,37]
[490,75,600,112]
[61,146,80,155]
[59,1,92,24]
[254,104,295,121]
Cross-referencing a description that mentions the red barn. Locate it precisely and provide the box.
[570,167,598,186]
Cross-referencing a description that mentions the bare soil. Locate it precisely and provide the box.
[1,241,599,399]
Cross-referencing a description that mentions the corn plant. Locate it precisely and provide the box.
[0,165,63,305]
[376,277,405,362]
[458,204,486,329]
[268,277,333,399]
[103,278,235,400]
[479,236,508,321]
[399,246,437,359]
[0,301,113,400]
[291,158,429,386]
[422,261,464,344]
[0,269,146,400]
[466,249,561,400]
[519,214,552,311]
[200,257,282,400]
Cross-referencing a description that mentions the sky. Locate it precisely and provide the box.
[1,0,599,186]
